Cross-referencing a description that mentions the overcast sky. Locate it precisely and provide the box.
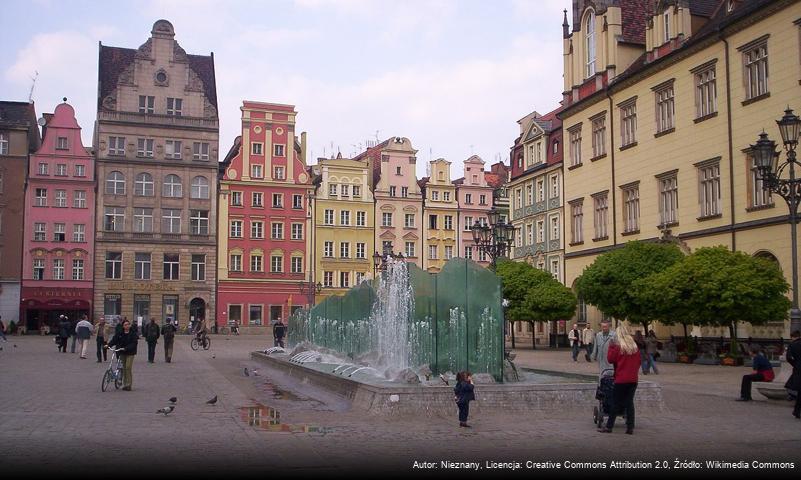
[1,0,567,178]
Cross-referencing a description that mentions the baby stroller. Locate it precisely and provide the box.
[593,368,617,428]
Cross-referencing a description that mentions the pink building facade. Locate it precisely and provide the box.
[455,155,493,267]
[21,100,95,330]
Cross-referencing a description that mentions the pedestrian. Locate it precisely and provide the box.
[75,315,93,359]
[57,315,71,353]
[95,318,108,363]
[599,323,640,434]
[143,317,161,363]
[634,330,647,374]
[70,317,78,353]
[643,330,660,374]
[273,320,287,348]
[785,330,801,419]
[568,323,581,362]
[582,323,594,362]
[161,318,177,363]
[453,371,475,428]
[591,320,616,377]
[737,346,775,402]
[0,316,7,342]
[107,319,138,391]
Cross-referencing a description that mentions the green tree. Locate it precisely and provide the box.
[575,241,684,332]
[633,246,791,350]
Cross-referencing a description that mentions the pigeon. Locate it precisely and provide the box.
[168,397,177,404]
[156,405,174,416]
[206,395,218,405]
[439,374,449,386]
[212,354,216,359]
[13,344,17,348]
[243,367,249,376]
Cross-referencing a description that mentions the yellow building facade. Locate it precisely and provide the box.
[561,0,801,338]
[421,159,459,272]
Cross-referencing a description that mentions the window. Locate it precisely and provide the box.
[38,163,49,175]
[162,209,181,234]
[166,97,183,116]
[105,171,125,195]
[329,184,338,196]
[444,245,453,260]
[527,223,534,245]
[464,246,473,259]
[620,100,637,147]
[742,38,769,100]
[104,294,121,316]
[341,210,351,226]
[75,164,85,177]
[53,223,66,242]
[551,259,560,281]
[464,216,473,231]
[35,188,47,206]
[444,215,453,230]
[138,95,155,114]
[0,133,7,155]
[165,140,182,159]
[135,253,152,280]
[163,254,180,280]
[248,164,263,180]
[551,215,560,240]
[536,179,545,202]
[33,259,45,280]
[34,223,46,241]
[271,222,284,240]
[106,252,122,279]
[73,190,87,208]
[382,241,393,254]
[515,228,522,248]
[405,241,416,257]
[340,272,350,288]
[429,245,438,260]
[109,136,125,156]
[429,215,438,229]
[274,144,285,156]
[663,10,671,43]
[292,194,303,209]
[324,241,334,258]
[190,210,209,235]
[353,185,361,197]
[465,194,472,204]
[272,193,283,208]
[191,176,209,199]
[342,184,351,197]
[585,10,596,78]
[551,175,559,198]
[515,189,522,209]
[340,242,350,258]
[479,249,488,262]
[356,242,366,259]
[72,259,84,280]
[694,64,717,119]
[72,224,85,242]
[270,255,284,273]
[56,164,67,176]
[324,209,334,225]
[382,212,392,227]
[569,125,582,166]
[355,272,366,285]
[404,213,415,228]
[137,138,154,157]
[396,166,402,175]
[134,208,153,232]
[230,220,243,238]
[658,174,678,226]
[622,184,640,233]
[749,156,773,208]
[323,271,333,287]
[401,186,408,198]
[389,186,397,197]
[274,166,285,180]
[193,142,210,161]
[291,257,303,274]
[104,207,124,231]
[252,192,263,207]
[431,191,439,201]
[571,201,583,244]
[356,211,366,226]
[291,223,303,240]
[479,194,487,205]
[654,82,675,134]
[250,221,264,239]
[56,137,68,150]
[55,190,67,207]
[163,175,182,197]
[251,143,263,155]
[230,254,242,272]
[536,221,544,243]
[698,161,721,218]
[249,305,263,326]
[250,253,263,272]
[135,173,154,196]
[192,255,206,281]
[52,259,64,280]
[593,194,608,240]
[591,114,606,158]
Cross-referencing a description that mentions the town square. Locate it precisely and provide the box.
[1,0,801,477]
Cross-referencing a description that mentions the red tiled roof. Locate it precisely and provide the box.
[620,0,651,44]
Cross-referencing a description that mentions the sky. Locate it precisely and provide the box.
[1,0,568,178]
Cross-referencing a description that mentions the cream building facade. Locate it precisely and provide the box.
[420,159,459,272]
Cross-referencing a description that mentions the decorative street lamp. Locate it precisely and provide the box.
[373,248,405,276]
[298,278,323,306]
[470,207,516,269]
[751,107,801,334]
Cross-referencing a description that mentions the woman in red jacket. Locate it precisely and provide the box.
[599,323,640,434]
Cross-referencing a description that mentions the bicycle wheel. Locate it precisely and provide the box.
[191,338,200,350]
[101,370,112,392]
[202,337,211,350]
[114,366,123,389]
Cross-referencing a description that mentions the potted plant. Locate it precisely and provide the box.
[677,336,698,363]
[719,337,745,366]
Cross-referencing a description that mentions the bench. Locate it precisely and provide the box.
[755,357,793,400]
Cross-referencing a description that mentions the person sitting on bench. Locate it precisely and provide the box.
[737,346,775,402]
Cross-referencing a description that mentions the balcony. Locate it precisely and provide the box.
[98,231,212,243]
[98,110,219,130]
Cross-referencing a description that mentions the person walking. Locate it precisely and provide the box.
[591,320,616,377]
[582,324,594,362]
[57,315,71,353]
[161,318,177,363]
[454,371,476,428]
[143,317,161,364]
[69,317,78,353]
[634,330,647,374]
[75,316,93,359]
[599,323,640,434]
[568,324,581,362]
[737,346,775,402]
[643,330,660,374]
[785,330,801,419]
[95,318,109,363]
[107,319,138,391]
[273,320,287,348]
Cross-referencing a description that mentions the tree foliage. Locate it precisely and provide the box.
[496,259,577,324]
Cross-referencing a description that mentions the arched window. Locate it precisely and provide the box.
[585,10,596,78]
[163,174,182,197]
[135,172,154,196]
[191,176,209,199]
[105,171,125,195]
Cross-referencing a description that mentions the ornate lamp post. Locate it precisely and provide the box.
[470,207,516,269]
[751,107,801,334]
[297,278,323,307]
[373,248,405,276]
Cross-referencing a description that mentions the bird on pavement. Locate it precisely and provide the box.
[156,405,175,416]
[168,397,177,404]
[243,367,249,376]
[206,395,218,405]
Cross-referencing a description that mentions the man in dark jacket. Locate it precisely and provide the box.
[737,346,775,401]
[786,330,801,419]
[143,317,161,363]
[57,315,71,353]
[273,321,287,348]
[108,319,138,391]
[161,318,177,363]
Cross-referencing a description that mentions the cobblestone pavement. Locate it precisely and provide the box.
[1,336,799,478]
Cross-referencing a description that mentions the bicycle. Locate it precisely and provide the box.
[190,331,211,350]
[101,347,125,392]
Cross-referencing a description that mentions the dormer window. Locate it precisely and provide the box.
[585,10,596,78]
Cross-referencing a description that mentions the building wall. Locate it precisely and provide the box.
[456,155,493,266]
[422,159,458,272]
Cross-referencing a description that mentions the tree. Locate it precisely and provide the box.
[633,246,791,350]
[575,241,684,332]
[496,259,577,348]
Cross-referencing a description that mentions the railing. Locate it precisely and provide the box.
[99,231,212,242]
[98,110,218,129]
[668,335,790,359]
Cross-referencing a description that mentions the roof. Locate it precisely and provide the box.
[219,135,242,176]
[485,172,505,188]
[0,100,41,152]
[689,0,721,17]
[620,0,651,44]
